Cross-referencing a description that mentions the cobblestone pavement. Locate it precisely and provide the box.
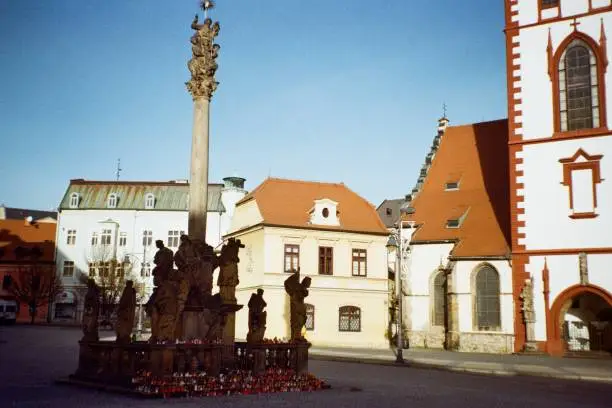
[1,326,610,408]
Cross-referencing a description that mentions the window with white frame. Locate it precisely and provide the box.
[66,230,76,245]
[167,230,183,248]
[101,229,112,246]
[141,262,151,277]
[63,261,75,277]
[351,249,367,277]
[107,193,118,208]
[144,193,155,209]
[91,232,98,246]
[119,232,127,247]
[88,262,97,277]
[142,230,153,247]
[69,193,80,208]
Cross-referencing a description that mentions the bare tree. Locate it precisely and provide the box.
[85,244,142,327]
[8,246,62,324]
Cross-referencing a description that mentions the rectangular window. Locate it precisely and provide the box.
[318,247,333,275]
[305,304,315,331]
[100,261,110,278]
[351,249,367,277]
[167,230,183,248]
[142,230,153,247]
[541,0,558,8]
[284,244,300,273]
[385,208,392,216]
[446,219,460,228]
[88,262,96,277]
[91,232,98,246]
[118,232,127,247]
[571,169,595,214]
[63,261,75,277]
[66,230,76,245]
[445,182,459,191]
[101,229,112,246]
[141,262,151,278]
[116,262,125,279]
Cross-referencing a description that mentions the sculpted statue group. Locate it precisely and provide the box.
[145,237,244,343]
[80,233,314,346]
[186,13,220,100]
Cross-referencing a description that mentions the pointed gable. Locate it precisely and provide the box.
[236,178,388,235]
[405,119,511,257]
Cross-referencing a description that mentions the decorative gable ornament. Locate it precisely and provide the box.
[308,198,340,227]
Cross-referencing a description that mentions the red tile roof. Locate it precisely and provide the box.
[236,178,389,235]
[0,219,56,262]
[404,120,511,258]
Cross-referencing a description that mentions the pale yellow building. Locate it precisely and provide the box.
[224,177,391,349]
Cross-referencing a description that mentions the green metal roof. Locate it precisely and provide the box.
[59,180,225,212]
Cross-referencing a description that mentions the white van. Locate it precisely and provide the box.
[0,299,17,324]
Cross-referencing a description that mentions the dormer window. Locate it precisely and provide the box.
[446,219,460,228]
[69,193,80,208]
[446,209,468,229]
[144,193,155,209]
[107,193,118,208]
[445,181,459,191]
[309,198,340,227]
[386,208,392,216]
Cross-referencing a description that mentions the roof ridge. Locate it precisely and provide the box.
[266,177,345,187]
[445,118,508,129]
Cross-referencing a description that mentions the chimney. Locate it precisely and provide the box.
[438,116,449,134]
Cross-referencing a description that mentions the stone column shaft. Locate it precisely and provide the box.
[188,97,210,240]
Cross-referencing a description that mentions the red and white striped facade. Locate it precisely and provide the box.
[505,0,612,355]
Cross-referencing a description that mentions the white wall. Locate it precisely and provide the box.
[516,12,612,140]
[518,138,612,249]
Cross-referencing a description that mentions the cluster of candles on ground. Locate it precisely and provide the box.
[147,338,297,345]
[132,368,329,398]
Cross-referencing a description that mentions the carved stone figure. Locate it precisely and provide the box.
[115,280,137,344]
[175,235,215,307]
[82,279,100,342]
[284,270,311,342]
[579,252,589,285]
[153,240,174,277]
[186,14,221,100]
[217,238,244,303]
[247,289,267,344]
[520,277,538,352]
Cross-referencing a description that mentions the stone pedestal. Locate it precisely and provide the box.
[523,320,539,352]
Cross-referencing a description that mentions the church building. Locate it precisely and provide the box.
[505,0,612,354]
[399,118,514,354]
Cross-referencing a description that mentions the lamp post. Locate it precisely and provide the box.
[386,205,416,364]
[123,251,148,338]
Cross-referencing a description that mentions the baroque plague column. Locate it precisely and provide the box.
[186,11,220,239]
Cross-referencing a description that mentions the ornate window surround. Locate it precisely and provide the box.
[548,28,608,136]
[559,148,604,219]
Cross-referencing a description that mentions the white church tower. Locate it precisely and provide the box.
[506,0,612,355]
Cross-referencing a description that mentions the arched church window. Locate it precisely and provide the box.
[474,265,501,330]
[558,39,600,131]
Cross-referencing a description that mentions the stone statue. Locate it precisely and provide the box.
[520,278,535,320]
[217,238,244,303]
[246,289,267,344]
[153,240,174,276]
[175,234,215,307]
[115,280,137,344]
[82,279,100,342]
[186,13,221,100]
[284,269,311,342]
[520,277,538,352]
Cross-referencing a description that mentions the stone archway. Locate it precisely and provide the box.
[548,284,612,356]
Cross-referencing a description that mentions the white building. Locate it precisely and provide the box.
[388,118,514,354]
[505,0,612,354]
[52,177,246,322]
[225,177,391,349]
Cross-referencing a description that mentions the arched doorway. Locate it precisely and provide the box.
[548,284,612,356]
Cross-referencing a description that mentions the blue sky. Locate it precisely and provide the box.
[0,0,507,210]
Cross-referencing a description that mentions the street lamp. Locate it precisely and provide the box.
[123,252,148,338]
[387,204,416,364]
